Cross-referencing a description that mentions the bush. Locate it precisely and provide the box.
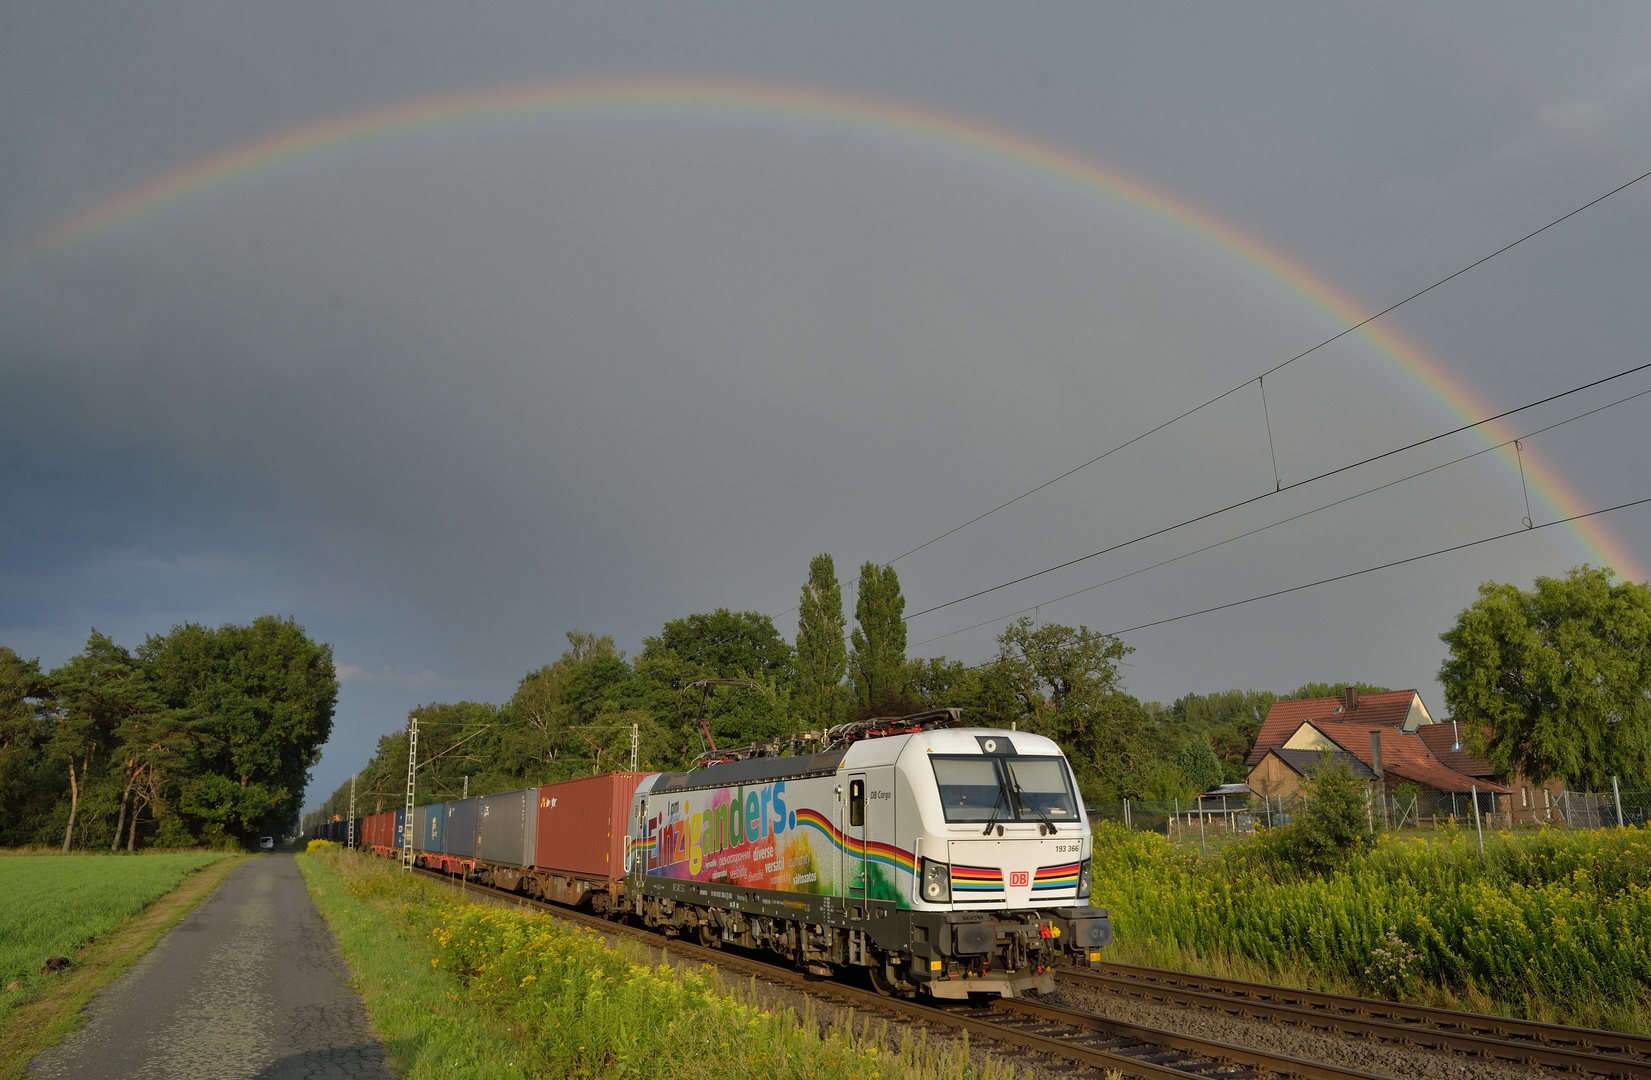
[305,839,336,855]
[1089,820,1651,1030]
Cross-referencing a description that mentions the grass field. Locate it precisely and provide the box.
[1090,822,1651,1033]
[0,851,233,990]
[299,848,1019,1080]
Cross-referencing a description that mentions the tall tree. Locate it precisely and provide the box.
[0,648,48,845]
[47,631,147,851]
[794,554,848,729]
[643,610,792,681]
[850,562,908,710]
[141,615,337,844]
[109,706,210,850]
[1439,566,1651,788]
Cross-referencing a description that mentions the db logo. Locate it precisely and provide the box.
[1009,871,1029,887]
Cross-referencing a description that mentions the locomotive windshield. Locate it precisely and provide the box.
[930,755,1079,823]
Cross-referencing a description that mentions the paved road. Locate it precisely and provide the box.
[31,854,394,1080]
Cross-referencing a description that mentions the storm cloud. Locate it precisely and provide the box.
[2,3,1648,809]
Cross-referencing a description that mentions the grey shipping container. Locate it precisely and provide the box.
[477,788,537,868]
[413,806,428,852]
[445,798,479,858]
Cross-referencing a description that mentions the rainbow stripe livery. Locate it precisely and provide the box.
[794,807,916,876]
[950,864,1005,896]
[1032,862,1080,892]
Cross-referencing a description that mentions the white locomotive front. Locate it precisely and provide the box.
[624,709,1113,998]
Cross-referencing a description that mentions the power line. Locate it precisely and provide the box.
[910,382,1651,649]
[1103,494,1651,637]
[879,165,1651,570]
[906,359,1651,620]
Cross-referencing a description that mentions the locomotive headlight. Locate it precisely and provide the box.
[921,857,951,902]
[1077,857,1092,900]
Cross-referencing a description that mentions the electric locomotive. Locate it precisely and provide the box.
[624,709,1112,998]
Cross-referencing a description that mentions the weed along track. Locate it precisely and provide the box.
[413,868,1399,1080]
[1065,962,1651,1079]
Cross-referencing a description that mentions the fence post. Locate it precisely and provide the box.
[1470,784,1485,859]
[1124,797,1131,831]
[1197,797,1207,858]
[1613,776,1624,828]
[1173,798,1179,844]
[1364,786,1374,835]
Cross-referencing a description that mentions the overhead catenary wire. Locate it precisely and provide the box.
[766,167,1651,628]
[1101,494,1651,638]
[905,359,1651,621]
[877,164,1651,572]
[909,382,1651,649]
[926,492,1651,677]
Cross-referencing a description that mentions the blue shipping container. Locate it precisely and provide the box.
[445,798,479,858]
[421,801,448,853]
[394,809,407,850]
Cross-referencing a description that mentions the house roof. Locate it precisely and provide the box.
[1264,747,1379,780]
[1246,690,1426,766]
[1309,720,1508,794]
[1415,724,1498,778]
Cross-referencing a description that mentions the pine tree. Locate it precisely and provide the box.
[795,554,848,729]
[850,562,908,709]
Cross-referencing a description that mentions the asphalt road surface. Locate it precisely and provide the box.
[31,854,394,1080]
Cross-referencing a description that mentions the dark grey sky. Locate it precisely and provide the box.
[2,2,1648,812]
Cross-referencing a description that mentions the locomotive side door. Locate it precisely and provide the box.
[845,773,867,904]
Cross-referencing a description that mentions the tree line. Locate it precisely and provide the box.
[0,616,337,850]
[306,554,1402,827]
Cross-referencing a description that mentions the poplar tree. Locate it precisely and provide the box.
[795,554,848,729]
[850,562,908,708]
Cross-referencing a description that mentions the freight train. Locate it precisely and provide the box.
[312,709,1112,998]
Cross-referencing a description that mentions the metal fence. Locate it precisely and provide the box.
[1088,778,1651,841]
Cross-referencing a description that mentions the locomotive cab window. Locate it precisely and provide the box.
[930,755,1078,823]
[848,779,865,826]
[929,757,1007,822]
[1003,757,1080,819]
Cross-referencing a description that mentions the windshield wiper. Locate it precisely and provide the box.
[980,784,1009,835]
[1006,766,1058,834]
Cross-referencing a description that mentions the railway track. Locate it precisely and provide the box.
[409,868,1395,1079]
[1064,961,1651,1079]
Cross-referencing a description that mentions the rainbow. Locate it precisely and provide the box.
[793,807,915,875]
[3,77,1637,579]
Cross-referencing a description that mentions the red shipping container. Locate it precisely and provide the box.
[534,772,647,881]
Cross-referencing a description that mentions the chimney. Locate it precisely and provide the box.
[1370,730,1384,780]
[1344,685,1359,712]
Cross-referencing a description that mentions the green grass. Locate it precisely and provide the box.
[0,851,232,990]
[1091,822,1651,1032]
[299,848,1018,1080]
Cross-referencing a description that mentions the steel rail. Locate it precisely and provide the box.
[406,867,1391,1079]
[1065,962,1651,1079]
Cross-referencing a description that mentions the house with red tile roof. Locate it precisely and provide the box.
[1245,686,1510,804]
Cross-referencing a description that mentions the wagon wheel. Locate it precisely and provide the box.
[697,922,721,948]
[868,958,898,997]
